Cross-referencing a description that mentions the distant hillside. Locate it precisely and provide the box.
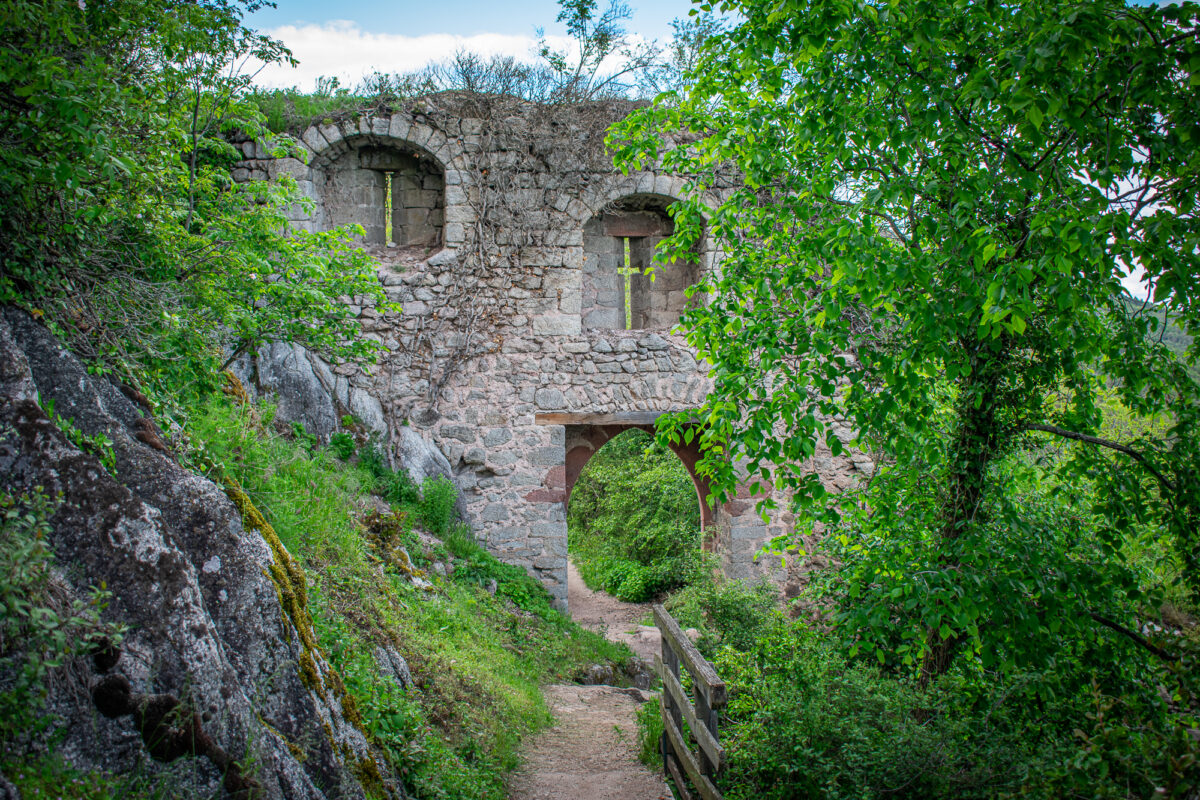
[1121,295,1197,380]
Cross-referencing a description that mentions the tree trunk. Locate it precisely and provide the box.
[919,349,1006,686]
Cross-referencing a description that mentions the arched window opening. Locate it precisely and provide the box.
[581,195,703,331]
[320,143,444,249]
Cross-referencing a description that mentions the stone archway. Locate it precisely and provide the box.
[533,411,772,599]
[556,414,716,534]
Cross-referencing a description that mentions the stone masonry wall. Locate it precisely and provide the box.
[232,94,869,608]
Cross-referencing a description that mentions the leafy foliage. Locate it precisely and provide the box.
[417,476,459,538]
[662,576,777,656]
[639,573,1199,799]
[358,440,422,506]
[0,0,390,413]
[568,429,705,602]
[613,0,1200,680]
[707,620,1197,800]
[0,493,122,748]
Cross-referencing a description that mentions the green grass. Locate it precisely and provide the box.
[185,397,632,799]
[247,87,382,134]
[0,751,174,800]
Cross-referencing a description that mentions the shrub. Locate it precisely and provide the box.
[418,476,458,537]
[696,622,1039,800]
[663,575,777,656]
[0,493,122,748]
[329,431,356,461]
[358,440,420,506]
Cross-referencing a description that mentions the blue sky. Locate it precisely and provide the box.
[246,0,700,88]
[248,0,697,40]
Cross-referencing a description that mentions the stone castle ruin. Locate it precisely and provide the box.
[232,95,869,608]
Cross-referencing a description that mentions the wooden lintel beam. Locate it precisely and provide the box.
[601,211,673,238]
[534,411,667,426]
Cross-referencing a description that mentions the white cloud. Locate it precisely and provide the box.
[251,21,572,90]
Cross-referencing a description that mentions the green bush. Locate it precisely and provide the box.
[329,431,356,461]
[663,575,778,656]
[0,493,121,748]
[0,750,166,799]
[709,622,1031,800]
[568,430,705,601]
[635,616,1195,800]
[418,475,458,537]
[358,440,420,506]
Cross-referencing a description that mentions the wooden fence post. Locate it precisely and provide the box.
[653,604,726,800]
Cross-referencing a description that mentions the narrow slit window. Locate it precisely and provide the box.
[619,237,634,330]
[384,171,394,244]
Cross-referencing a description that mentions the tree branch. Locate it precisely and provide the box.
[1088,611,1179,662]
[1024,422,1176,494]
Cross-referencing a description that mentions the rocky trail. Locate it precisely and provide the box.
[506,561,672,800]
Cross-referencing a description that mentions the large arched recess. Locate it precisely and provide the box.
[538,412,717,545]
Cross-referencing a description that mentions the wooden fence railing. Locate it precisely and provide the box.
[653,603,726,800]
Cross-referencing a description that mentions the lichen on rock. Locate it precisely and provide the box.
[0,307,394,799]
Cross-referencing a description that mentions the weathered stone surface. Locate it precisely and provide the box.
[374,645,413,690]
[0,309,391,799]
[225,103,868,605]
[231,342,339,439]
[395,425,453,483]
[534,388,565,409]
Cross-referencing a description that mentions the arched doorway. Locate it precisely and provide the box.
[562,424,708,605]
[563,421,715,534]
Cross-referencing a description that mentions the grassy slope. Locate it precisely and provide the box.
[181,398,632,798]
[4,392,630,800]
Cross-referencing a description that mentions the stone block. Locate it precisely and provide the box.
[533,555,562,570]
[481,503,510,522]
[489,450,520,467]
[532,316,580,336]
[440,424,475,442]
[301,127,327,154]
[444,222,465,244]
[529,445,562,466]
[487,526,525,543]
[483,429,512,447]
[534,388,565,409]
[532,522,565,538]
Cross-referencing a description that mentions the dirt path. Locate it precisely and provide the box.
[506,561,670,800]
[565,559,662,662]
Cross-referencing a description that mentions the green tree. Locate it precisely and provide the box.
[537,0,664,101]
[612,0,1200,681]
[0,0,389,403]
